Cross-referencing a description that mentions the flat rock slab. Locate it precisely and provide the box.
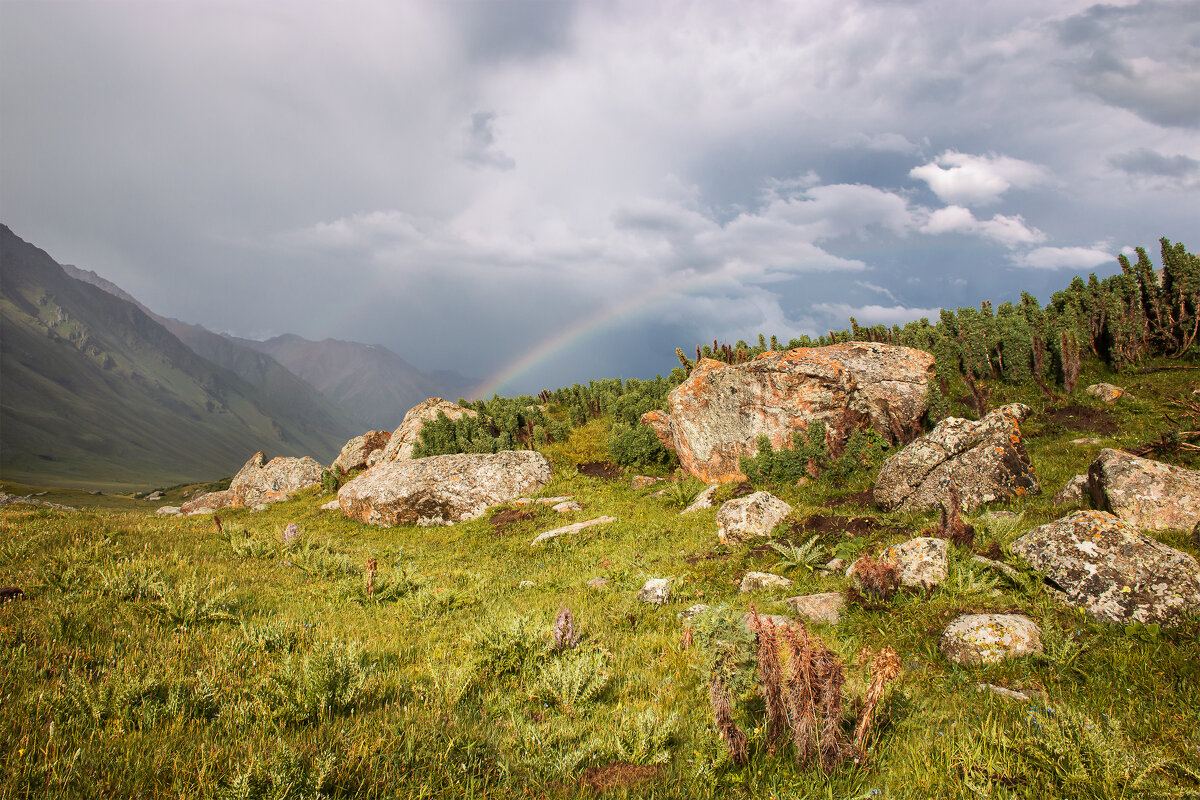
[552,501,582,513]
[1012,510,1200,626]
[662,343,934,483]
[532,516,616,545]
[786,592,845,625]
[873,404,1039,512]
[338,450,552,527]
[1088,449,1200,531]
[739,571,794,592]
[941,614,1042,665]
[717,491,792,545]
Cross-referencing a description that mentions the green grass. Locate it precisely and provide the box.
[2,362,1199,798]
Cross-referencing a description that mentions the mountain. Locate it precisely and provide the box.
[0,225,357,488]
[231,334,476,431]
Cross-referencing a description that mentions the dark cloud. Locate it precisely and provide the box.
[451,0,578,64]
[1110,148,1200,177]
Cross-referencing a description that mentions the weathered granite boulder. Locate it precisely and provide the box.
[847,536,949,588]
[332,430,391,474]
[1086,383,1125,404]
[1012,510,1200,626]
[639,578,670,605]
[739,572,794,592]
[1052,474,1090,505]
[639,410,676,451]
[230,452,326,507]
[786,592,845,625]
[941,614,1042,665]
[369,398,479,467]
[716,491,792,545]
[179,488,234,514]
[1087,449,1200,531]
[660,343,934,483]
[873,404,1039,512]
[338,450,552,527]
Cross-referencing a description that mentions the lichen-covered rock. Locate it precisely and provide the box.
[1053,474,1090,505]
[179,488,234,514]
[639,410,676,451]
[369,398,479,466]
[786,592,845,625]
[874,537,949,588]
[664,343,934,483]
[638,578,670,605]
[739,572,794,592]
[941,614,1042,665]
[1087,449,1200,531]
[1012,510,1200,626]
[873,404,1039,512]
[1086,383,1125,404]
[716,491,792,545]
[230,452,326,507]
[332,430,391,473]
[338,450,552,527]
[682,485,718,514]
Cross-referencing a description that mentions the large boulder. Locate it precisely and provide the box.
[332,430,391,474]
[230,452,326,506]
[369,398,479,467]
[639,410,676,451]
[716,491,792,545]
[1087,449,1200,531]
[338,450,552,527]
[880,536,949,588]
[1012,510,1200,626]
[873,404,1039,512]
[661,343,934,483]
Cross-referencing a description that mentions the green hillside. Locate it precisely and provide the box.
[0,225,353,489]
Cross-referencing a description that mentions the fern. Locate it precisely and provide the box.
[537,651,611,715]
[941,558,1000,598]
[769,535,828,573]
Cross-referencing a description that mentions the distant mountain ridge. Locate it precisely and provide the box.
[0,224,358,488]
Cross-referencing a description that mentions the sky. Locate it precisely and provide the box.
[2,0,1198,397]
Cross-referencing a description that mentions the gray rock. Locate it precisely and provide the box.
[976,683,1032,701]
[739,571,794,592]
[532,516,616,546]
[1086,383,1126,404]
[1087,449,1200,531]
[638,578,671,605]
[1013,510,1200,626]
[154,506,181,516]
[785,592,845,625]
[338,450,552,527]
[320,499,340,511]
[369,398,479,466]
[716,491,792,545]
[231,452,325,507]
[518,580,535,589]
[940,614,1042,665]
[875,536,949,588]
[819,557,847,575]
[1053,474,1090,505]
[678,603,710,620]
[552,500,582,513]
[587,577,609,590]
[873,404,1040,512]
[1071,437,1102,445]
[681,484,719,514]
[332,430,391,473]
[146,491,164,501]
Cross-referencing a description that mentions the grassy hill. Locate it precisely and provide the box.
[0,225,355,489]
[2,358,1197,798]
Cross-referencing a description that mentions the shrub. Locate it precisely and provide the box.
[607,423,672,469]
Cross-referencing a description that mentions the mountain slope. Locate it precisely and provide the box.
[0,225,353,488]
[233,333,476,430]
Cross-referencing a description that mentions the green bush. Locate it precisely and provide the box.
[608,423,673,469]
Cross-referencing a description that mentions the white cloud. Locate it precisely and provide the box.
[921,205,1045,248]
[910,151,1047,206]
[1010,246,1114,270]
[811,302,942,327]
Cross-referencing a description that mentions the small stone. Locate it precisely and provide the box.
[518,580,535,589]
[1071,437,1102,445]
[638,578,670,605]
[681,485,718,514]
[552,501,582,513]
[880,537,949,588]
[531,516,616,546]
[796,477,810,487]
[155,506,181,516]
[251,504,269,513]
[716,492,792,544]
[785,592,845,625]
[941,613,1042,665]
[320,499,340,511]
[631,476,663,490]
[739,571,794,592]
[1086,383,1125,404]
[677,603,710,620]
[587,577,609,590]
[976,683,1031,701]
[821,557,847,574]
[146,491,164,501]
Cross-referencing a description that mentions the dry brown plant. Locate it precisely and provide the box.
[748,607,788,755]
[851,646,902,760]
[708,670,748,767]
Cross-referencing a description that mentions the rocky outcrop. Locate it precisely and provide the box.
[716,491,792,545]
[1086,383,1125,404]
[873,404,1039,512]
[660,343,934,483]
[1087,449,1200,531]
[230,452,326,507]
[369,398,479,466]
[941,614,1042,665]
[180,488,234,514]
[338,450,552,527]
[1012,510,1200,626]
[332,430,391,474]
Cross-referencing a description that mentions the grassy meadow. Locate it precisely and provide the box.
[2,359,1199,799]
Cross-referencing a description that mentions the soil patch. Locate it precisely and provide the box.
[581,763,660,793]
[1042,404,1118,435]
[821,490,876,510]
[577,461,623,479]
[790,514,882,538]
[489,507,538,531]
